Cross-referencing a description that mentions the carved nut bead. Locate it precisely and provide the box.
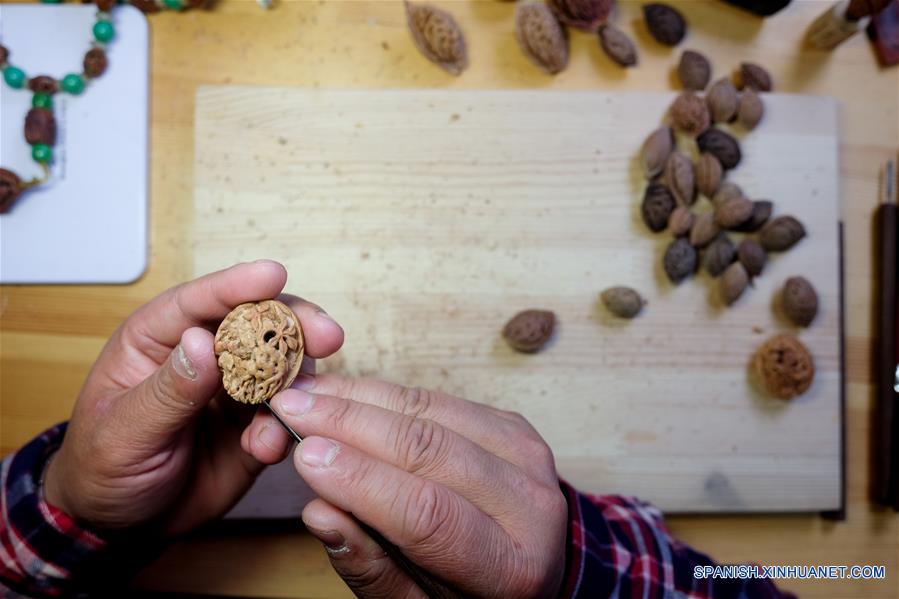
[754,334,814,399]
[405,1,468,76]
[502,309,556,353]
[0,45,8,66]
[84,48,109,78]
[28,76,58,95]
[24,108,56,146]
[0,168,23,214]
[214,300,305,404]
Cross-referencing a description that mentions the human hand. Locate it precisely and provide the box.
[43,261,344,536]
[244,376,568,598]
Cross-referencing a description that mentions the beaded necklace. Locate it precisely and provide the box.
[0,0,206,214]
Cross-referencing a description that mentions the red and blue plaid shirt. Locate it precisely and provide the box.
[1,424,790,598]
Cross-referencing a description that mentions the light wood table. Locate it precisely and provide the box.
[1,1,897,597]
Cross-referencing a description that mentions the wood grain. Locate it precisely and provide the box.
[194,87,841,512]
[1,0,897,597]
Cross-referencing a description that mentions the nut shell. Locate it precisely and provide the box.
[737,238,767,277]
[515,1,569,75]
[704,235,736,277]
[696,153,723,198]
[689,212,720,248]
[641,183,676,232]
[733,200,772,232]
[547,0,612,31]
[643,3,686,46]
[712,181,743,206]
[502,309,556,353]
[706,77,739,123]
[600,286,645,318]
[720,261,749,305]
[739,62,773,92]
[405,1,468,76]
[214,300,305,404]
[754,334,814,399]
[782,276,818,327]
[0,168,23,214]
[697,128,741,170]
[677,49,710,91]
[759,215,806,251]
[664,151,696,205]
[663,237,697,283]
[640,126,674,179]
[715,197,754,230]
[24,108,56,146]
[670,92,710,136]
[598,24,638,67]
[738,87,764,129]
[668,206,694,237]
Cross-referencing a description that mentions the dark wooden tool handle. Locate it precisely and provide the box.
[876,203,898,509]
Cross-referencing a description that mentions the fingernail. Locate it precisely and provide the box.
[292,374,316,391]
[257,424,280,452]
[172,345,197,380]
[301,437,340,468]
[317,309,336,323]
[279,389,315,416]
[307,527,349,554]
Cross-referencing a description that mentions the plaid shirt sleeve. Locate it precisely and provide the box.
[0,423,107,597]
[558,481,795,599]
[0,423,139,598]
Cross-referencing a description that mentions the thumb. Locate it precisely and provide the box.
[125,327,222,441]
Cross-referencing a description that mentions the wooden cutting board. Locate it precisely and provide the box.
[194,87,841,514]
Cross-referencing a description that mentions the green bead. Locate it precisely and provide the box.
[163,0,184,10]
[41,0,64,3]
[32,93,53,109]
[61,74,85,95]
[93,21,115,43]
[3,66,25,89]
[32,144,53,163]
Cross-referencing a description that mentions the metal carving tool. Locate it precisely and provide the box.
[261,399,460,598]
